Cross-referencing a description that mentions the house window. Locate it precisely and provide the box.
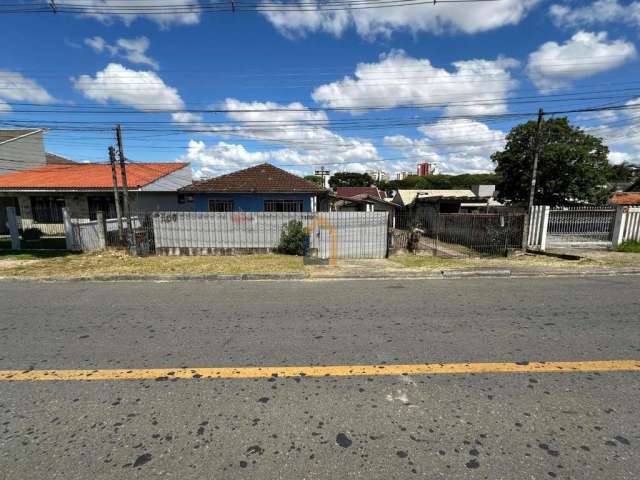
[87,196,117,220]
[264,200,304,212]
[30,196,66,223]
[208,199,234,212]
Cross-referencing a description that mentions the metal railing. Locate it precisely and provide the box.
[390,210,525,257]
[547,206,616,244]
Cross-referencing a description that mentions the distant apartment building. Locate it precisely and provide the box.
[395,171,410,180]
[366,170,389,182]
[416,162,432,176]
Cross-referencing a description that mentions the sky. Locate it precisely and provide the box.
[1,0,640,179]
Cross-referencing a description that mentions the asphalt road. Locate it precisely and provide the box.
[0,277,639,479]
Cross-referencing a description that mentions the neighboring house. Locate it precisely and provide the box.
[181,163,328,212]
[0,162,193,233]
[626,178,640,192]
[331,193,397,213]
[335,186,384,200]
[609,192,640,206]
[392,185,500,214]
[0,129,48,173]
[45,152,76,165]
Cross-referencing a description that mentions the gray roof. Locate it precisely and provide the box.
[0,129,43,145]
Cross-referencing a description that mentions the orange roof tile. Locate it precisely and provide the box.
[0,163,188,190]
[609,192,640,205]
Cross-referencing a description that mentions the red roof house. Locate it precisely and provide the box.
[335,186,384,200]
[609,192,640,206]
[0,162,193,229]
[180,163,327,212]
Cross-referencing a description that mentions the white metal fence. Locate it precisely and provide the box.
[528,205,640,250]
[152,211,389,259]
[613,206,640,244]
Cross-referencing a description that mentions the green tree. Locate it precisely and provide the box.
[376,173,501,192]
[608,161,640,182]
[304,175,324,187]
[492,117,611,206]
[329,172,373,188]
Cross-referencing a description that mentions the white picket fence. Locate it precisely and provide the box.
[528,205,640,250]
[527,206,550,251]
[613,206,640,244]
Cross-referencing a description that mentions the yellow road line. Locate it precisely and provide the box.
[0,360,638,382]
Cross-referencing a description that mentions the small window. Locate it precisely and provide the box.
[178,194,194,204]
[264,200,303,212]
[87,196,117,220]
[30,196,65,223]
[208,199,234,212]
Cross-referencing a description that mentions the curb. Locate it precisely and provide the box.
[309,267,640,281]
[2,268,640,283]
[0,272,309,283]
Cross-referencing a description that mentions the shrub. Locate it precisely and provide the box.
[22,228,43,241]
[277,220,307,256]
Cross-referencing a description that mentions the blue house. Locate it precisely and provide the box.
[181,163,327,212]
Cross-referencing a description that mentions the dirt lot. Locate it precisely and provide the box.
[0,250,305,278]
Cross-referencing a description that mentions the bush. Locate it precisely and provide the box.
[277,220,307,256]
[22,228,43,241]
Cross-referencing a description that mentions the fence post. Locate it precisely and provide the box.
[62,207,75,251]
[539,206,550,252]
[6,206,20,250]
[612,205,628,247]
[522,212,529,251]
[96,211,106,250]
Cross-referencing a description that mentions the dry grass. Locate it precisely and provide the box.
[390,250,640,271]
[389,253,595,270]
[0,250,305,278]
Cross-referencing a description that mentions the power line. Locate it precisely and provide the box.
[0,0,501,15]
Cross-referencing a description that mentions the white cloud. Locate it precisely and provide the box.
[84,36,159,70]
[311,50,518,116]
[582,97,640,161]
[72,63,195,123]
[183,140,376,178]
[180,98,382,177]
[84,36,108,53]
[526,31,636,92]
[0,70,55,113]
[384,119,505,174]
[550,0,640,29]
[609,151,633,164]
[261,0,539,38]
[58,0,200,28]
[215,98,379,163]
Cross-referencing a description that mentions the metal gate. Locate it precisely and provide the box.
[547,206,616,247]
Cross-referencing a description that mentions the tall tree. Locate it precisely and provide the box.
[304,175,324,187]
[492,117,611,206]
[609,161,640,183]
[329,172,373,188]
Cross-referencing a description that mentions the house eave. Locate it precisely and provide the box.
[0,187,145,193]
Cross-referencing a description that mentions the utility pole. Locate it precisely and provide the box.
[523,108,545,250]
[108,146,124,243]
[315,166,330,189]
[527,108,545,217]
[115,124,134,252]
